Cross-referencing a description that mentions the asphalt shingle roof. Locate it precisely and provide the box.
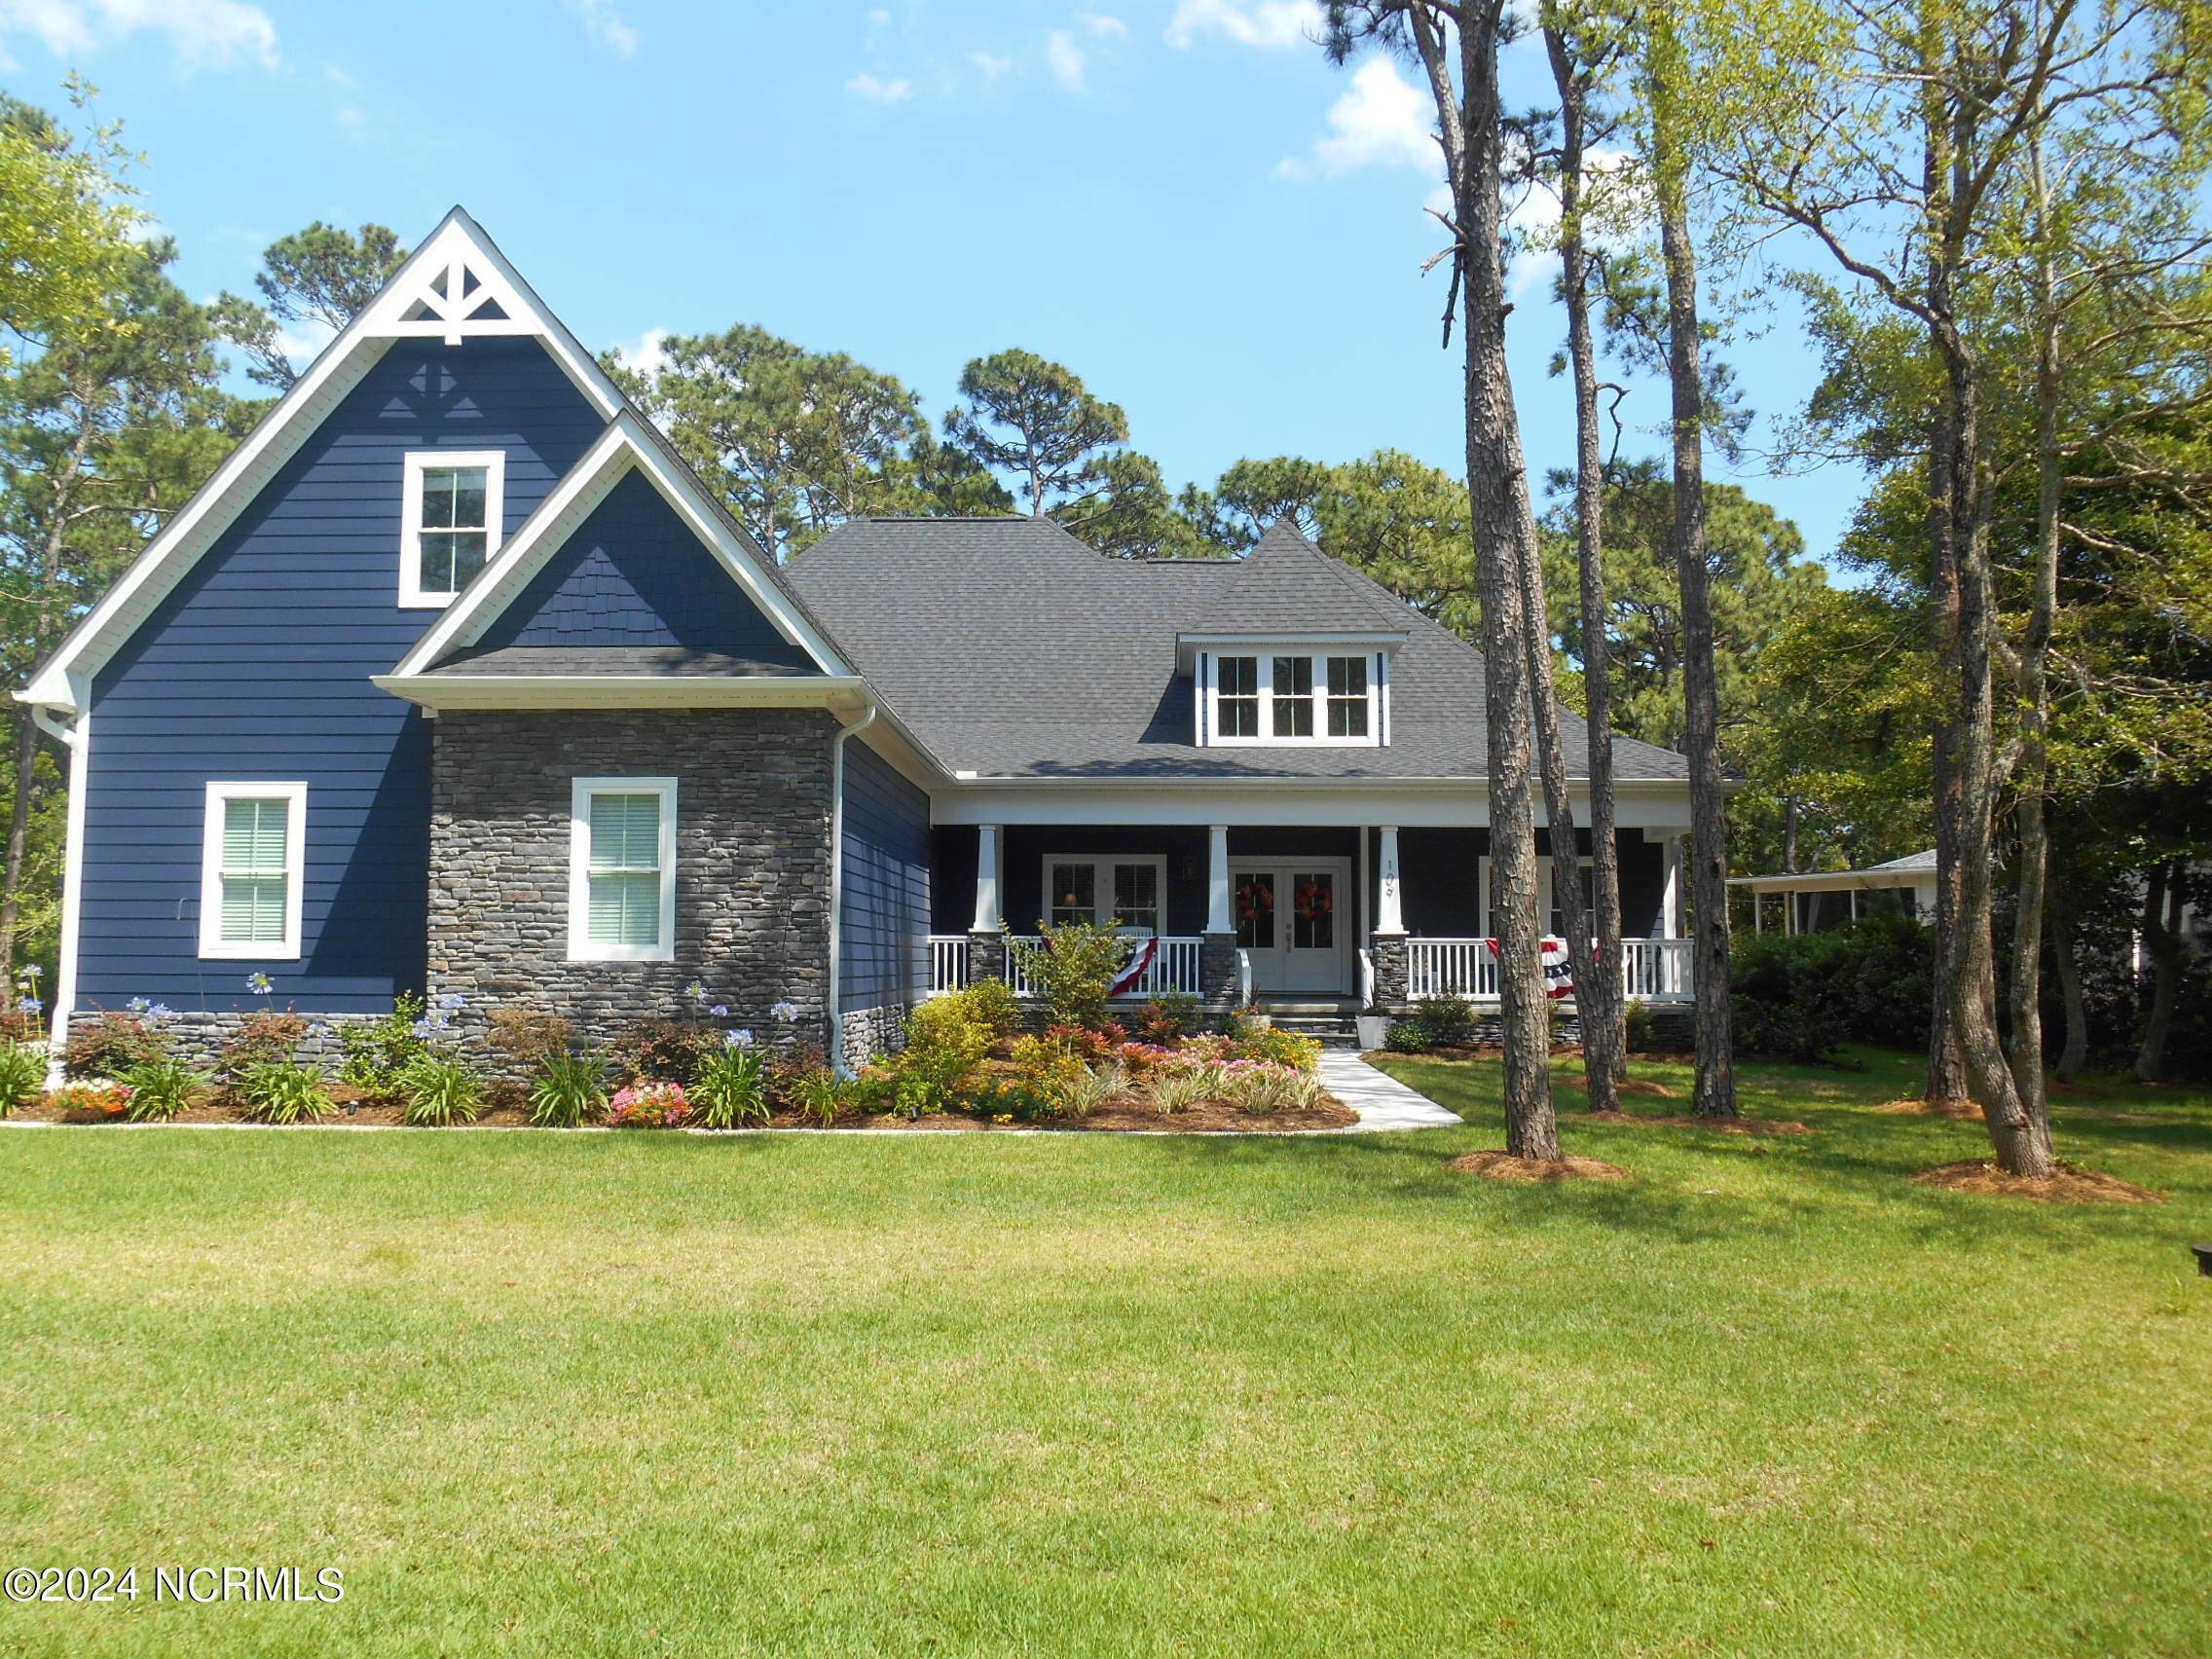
[785,514,1690,783]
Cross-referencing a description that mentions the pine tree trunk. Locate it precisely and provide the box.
[1418,5,1556,1158]
[1649,14,1734,1120]
[2135,863,2181,1084]
[1544,19,1624,1115]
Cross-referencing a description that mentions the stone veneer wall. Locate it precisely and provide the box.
[428,708,835,1056]
[837,1001,910,1071]
[63,1009,372,1074]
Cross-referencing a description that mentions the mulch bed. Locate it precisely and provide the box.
[1582,1109,1815,1135]
[1874,1096,1986,1120]
[1912,1160,2164,1204]
[13,1087,1354,1134]
[1449,1150,1630,1183]
[1564,1074,1680,1099]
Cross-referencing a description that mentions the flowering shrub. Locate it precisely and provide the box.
[1006,1032,1089,1117]
[949,978,1022,1041]
[51,1080,133,1119]
[63,1009,167,1080]
[610,1020,719,1088]
[607,1080,690,1127]
[893,998,991,1112]
[1232,1025,1322,1073]
[218,1010,307,1081]
[1006,919,1125,1030]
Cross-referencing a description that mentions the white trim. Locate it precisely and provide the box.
[1040,853,1169,934]
[47,707,87,1055]
[198,782,308,961]
[389,415,852,682]
[1205,825,1232,934]
[972,824,1002,934]
[398,450,505,608]
[1202,649,1384,749]
[1375,825,1405,934]
[933,782,1694,830]
[22,207,624,713]
[567,777,679,963]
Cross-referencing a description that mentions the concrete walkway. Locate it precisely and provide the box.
[1317,1050,1463,1133]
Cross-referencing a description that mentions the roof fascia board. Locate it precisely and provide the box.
[372,673,870,713]
[22,207,625,711]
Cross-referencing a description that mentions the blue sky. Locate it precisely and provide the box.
[0,0,1863,567]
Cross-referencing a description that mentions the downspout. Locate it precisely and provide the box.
[826,701,878,1077]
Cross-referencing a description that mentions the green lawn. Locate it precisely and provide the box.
[1,1048,2207,1657]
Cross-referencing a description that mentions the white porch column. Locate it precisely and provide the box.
[1661,832,1684,938]
[1376,825,1405,934]
[972,824,1002,933]
[1205,825,1232,934]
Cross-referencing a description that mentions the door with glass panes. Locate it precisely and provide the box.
[1232,858,1352,995]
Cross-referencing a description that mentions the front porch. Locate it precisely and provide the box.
[922,821,1695,1010]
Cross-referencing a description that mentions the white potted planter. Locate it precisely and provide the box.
[1355,1012,1390,1051]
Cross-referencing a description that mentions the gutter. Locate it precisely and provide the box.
[825,700,878,1077]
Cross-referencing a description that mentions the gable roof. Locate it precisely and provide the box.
[785,515,1690,784]
[18,207,626,714]
[387,411,853,683]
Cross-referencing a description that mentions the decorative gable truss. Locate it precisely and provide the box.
[377,412,866,712]
[17,206,623,719]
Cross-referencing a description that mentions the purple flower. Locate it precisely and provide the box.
[770,1000,800,1022]
[19,996,41,1015]
[147,1003,172,1021]
[684,981,707,1002]
[21,965,40,981]
[725,1028,755,1050]
[246,972,273,996]
[710,1005,729,1018]
[128,997,150,1014]
[438,992,465,1011]
[411,1019,434,1039]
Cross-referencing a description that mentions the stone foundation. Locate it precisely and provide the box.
[838,1001,913,1071]
[1368,933,1408,1008]
[63,1009,377,1076]
[427,708,835,1057]
[1200,932,1238,1006]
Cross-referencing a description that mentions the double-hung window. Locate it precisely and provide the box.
[1205,649,1384,747]
[199,783,306,959]
[1044,856,1166,936]
[400,451,504,608]
[569,778,678,961]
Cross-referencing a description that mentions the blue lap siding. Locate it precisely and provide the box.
[473,468,812,660]
[80,338,604,1014]
[839,742,931,1014]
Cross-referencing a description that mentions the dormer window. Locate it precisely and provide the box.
[400,450,504,608]
[1197,645,1388,748]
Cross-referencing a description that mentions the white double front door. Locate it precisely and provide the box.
[1233,858,1353,996]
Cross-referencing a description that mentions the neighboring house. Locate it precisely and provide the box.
[1731,850,1939,935]
[17,209,1699,1069]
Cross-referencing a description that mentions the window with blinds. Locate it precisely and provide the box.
[568,778,677,961]
[587,792,663,948]
[220,797,290,943]
[199,782,305,959]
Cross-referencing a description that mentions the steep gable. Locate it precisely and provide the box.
[471,469,814,668]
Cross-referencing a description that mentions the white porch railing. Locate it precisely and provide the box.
[927,935,1206,1000]
[929,935,971,996]
[1406,938,1694,1004]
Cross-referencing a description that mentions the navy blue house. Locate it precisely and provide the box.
[21,209,1700,1069]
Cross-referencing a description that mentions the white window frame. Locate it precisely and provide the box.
[399,450,505,609]
[198,782,307,960]
[1040,854,1168,936]
[1479,853,1598,940]
[569,777,679,963]
[1199,649,1385,749]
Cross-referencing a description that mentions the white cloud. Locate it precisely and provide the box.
[1083,13,1127,40]
[566,0,637,58]
[609,326,672,384]
[1277,56,1436,180]
[1504,143,1648,294]
[276,315,337,370]
[1165,0,1318,50]
[845,70,913,103]
[0,0,278,69]
[970,49,1014,79]
[1045,28,1087,91]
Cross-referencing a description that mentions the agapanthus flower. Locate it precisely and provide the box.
[724,1028,756,1050]
[438,992,465,1011]
[21,964,40,981]
[411,1018,434,1039]
[19,996,41,1015]
[246,972,273,995]
[770,1000,800,1022]
[146,1003,172,1020]
[684,981,707,1002]
[710,1005,729,1018]
[128,996,150,1014]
